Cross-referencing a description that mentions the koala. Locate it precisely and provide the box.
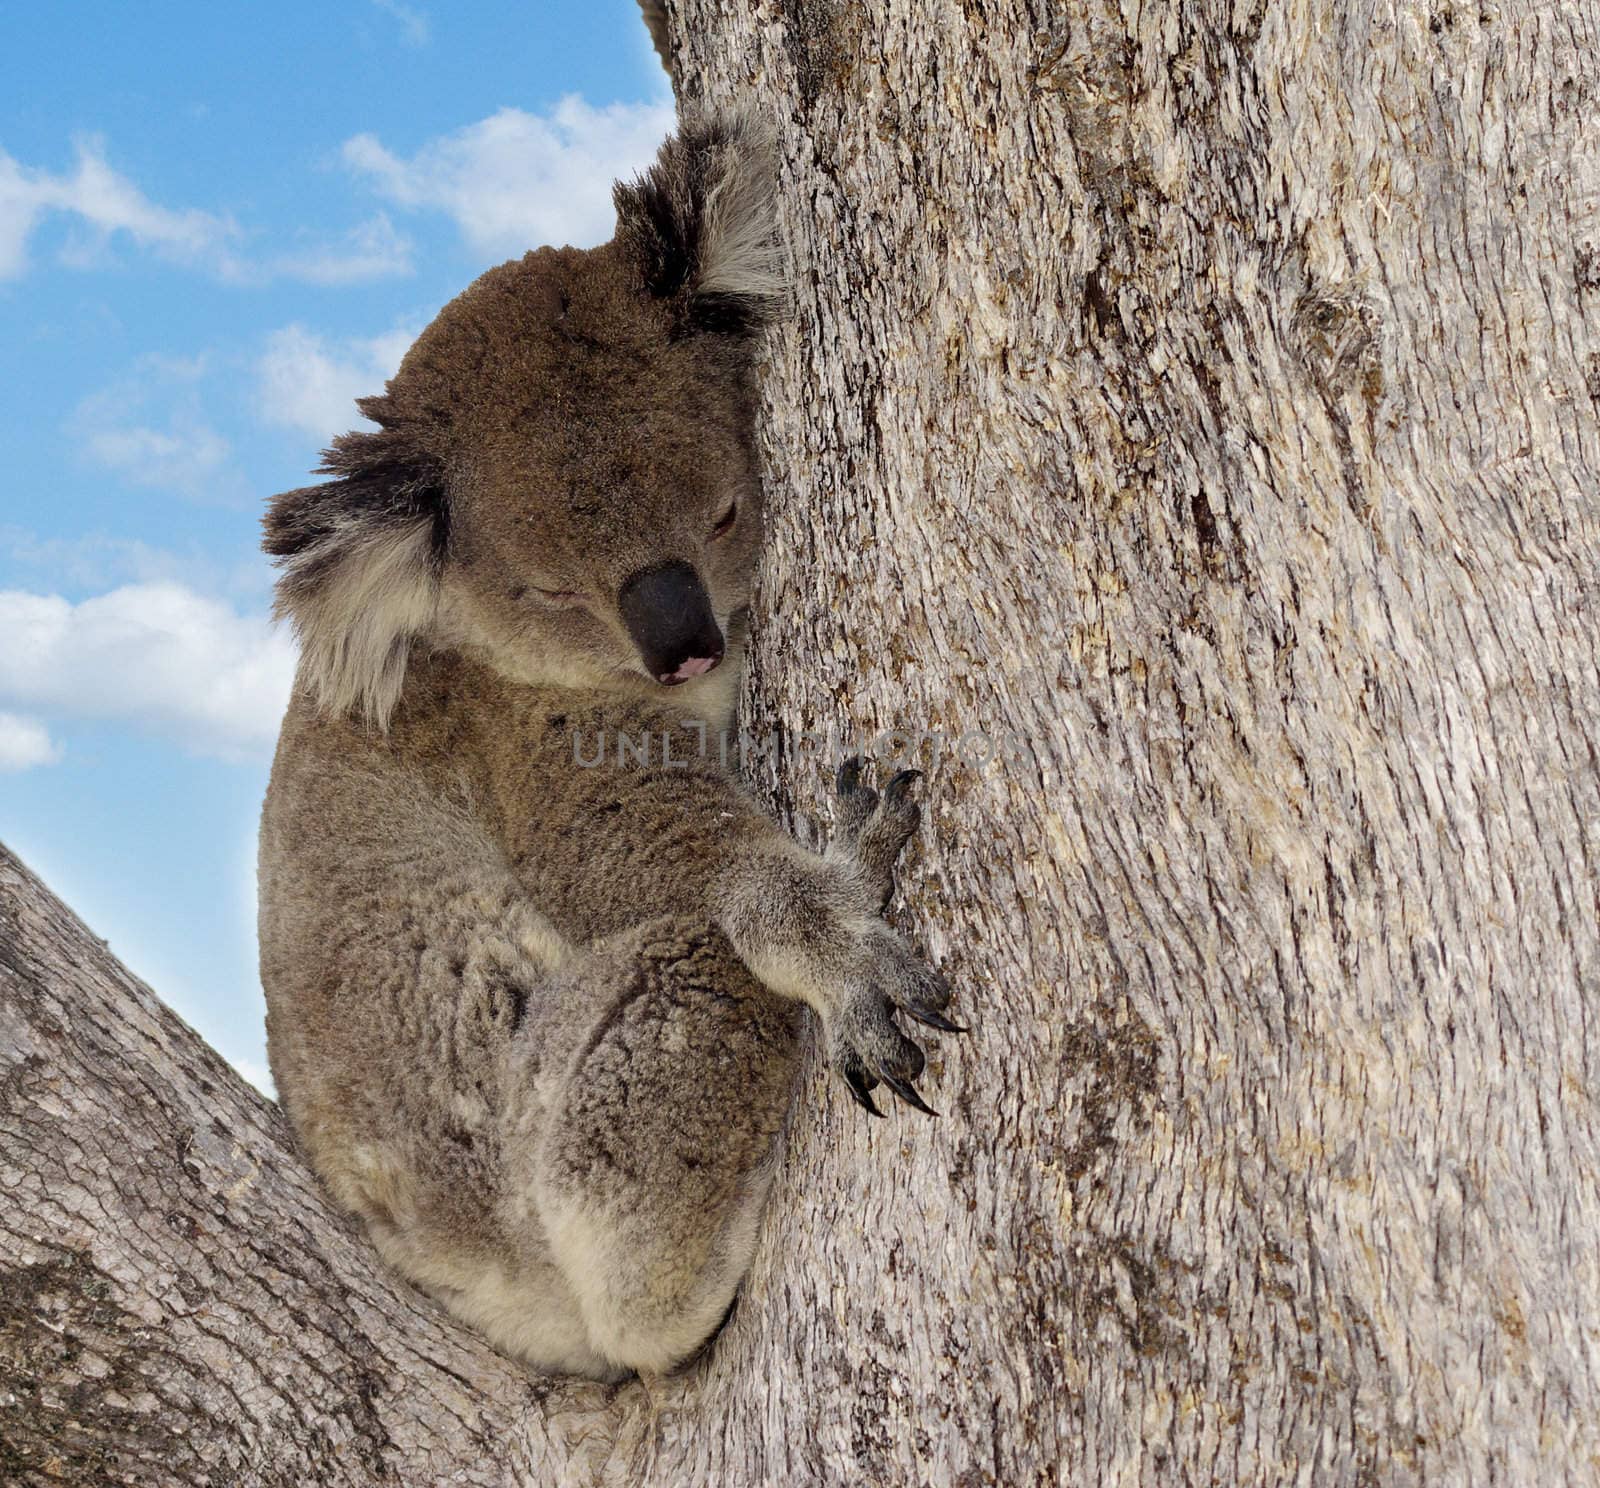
[256,114,961,1382]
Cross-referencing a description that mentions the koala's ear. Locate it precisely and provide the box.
[613,110,786,336]
[263,399,448,730]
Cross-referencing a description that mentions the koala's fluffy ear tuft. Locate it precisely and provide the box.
[264,408,448,730]
[613,111,786,337]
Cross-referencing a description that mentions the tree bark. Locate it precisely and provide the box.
[5,0,1600,1480]
[668,0,1600,1481]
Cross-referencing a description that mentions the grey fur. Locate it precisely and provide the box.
[613,112,787,337]
[258,116,955,1380]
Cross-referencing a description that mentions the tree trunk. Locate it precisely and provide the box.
[669,0,1600,1481]
[5,0,1600,1480]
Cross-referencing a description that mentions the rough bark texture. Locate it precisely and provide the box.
[5,0,1600,1481]
[668,0,1600,1481]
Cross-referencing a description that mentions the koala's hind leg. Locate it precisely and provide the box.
[508,920,803,1377]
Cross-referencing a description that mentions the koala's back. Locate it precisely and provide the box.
[258,682,532,1267]
[259,649,686,1142]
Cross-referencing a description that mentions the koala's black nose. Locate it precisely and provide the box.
[618,560,725,686]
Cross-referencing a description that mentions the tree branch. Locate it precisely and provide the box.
[0,842,603,1485]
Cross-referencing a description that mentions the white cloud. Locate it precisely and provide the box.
[0,135,233,279]
[0,713,61,772]
[254,213,412,286]
[70,354,245,504]
[0,136,410,285]
[371,0,429,46]
[342,95,675,259]
[82,419,235,497]
[257,323,417,444]
[0,583,297,761]
[0,526,272,601]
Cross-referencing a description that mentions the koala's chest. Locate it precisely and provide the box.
[475,703,741,942]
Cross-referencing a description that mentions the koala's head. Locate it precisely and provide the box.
[264,112,784,727]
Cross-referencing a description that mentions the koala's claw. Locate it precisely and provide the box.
[828,760,956,1117]
[904,1004,968,1034]
[882,768,922,803]
[842,1059,886,1118]
[878,1067,939,1117]
[834,757,923,908]
[834,754,881,843]
[828,946,959,1119]
[836,754,868,797]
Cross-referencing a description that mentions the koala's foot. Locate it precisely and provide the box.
[829,757,965,1117]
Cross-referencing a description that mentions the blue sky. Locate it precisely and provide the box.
[0,1,671,1091]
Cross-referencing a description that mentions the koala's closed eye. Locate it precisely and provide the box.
[529,586,586,609]
[711,500,738,538]
[507,582,585,610]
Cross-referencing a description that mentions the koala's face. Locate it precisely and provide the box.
[264,116,784,724]
[424,244,767,691]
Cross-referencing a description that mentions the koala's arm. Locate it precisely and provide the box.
[529,734,955,1113]
[704,760,958,1114]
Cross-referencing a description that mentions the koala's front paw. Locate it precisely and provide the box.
[826,760,965,1117]
[829,920,963,1119]
[834,755,922,910]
